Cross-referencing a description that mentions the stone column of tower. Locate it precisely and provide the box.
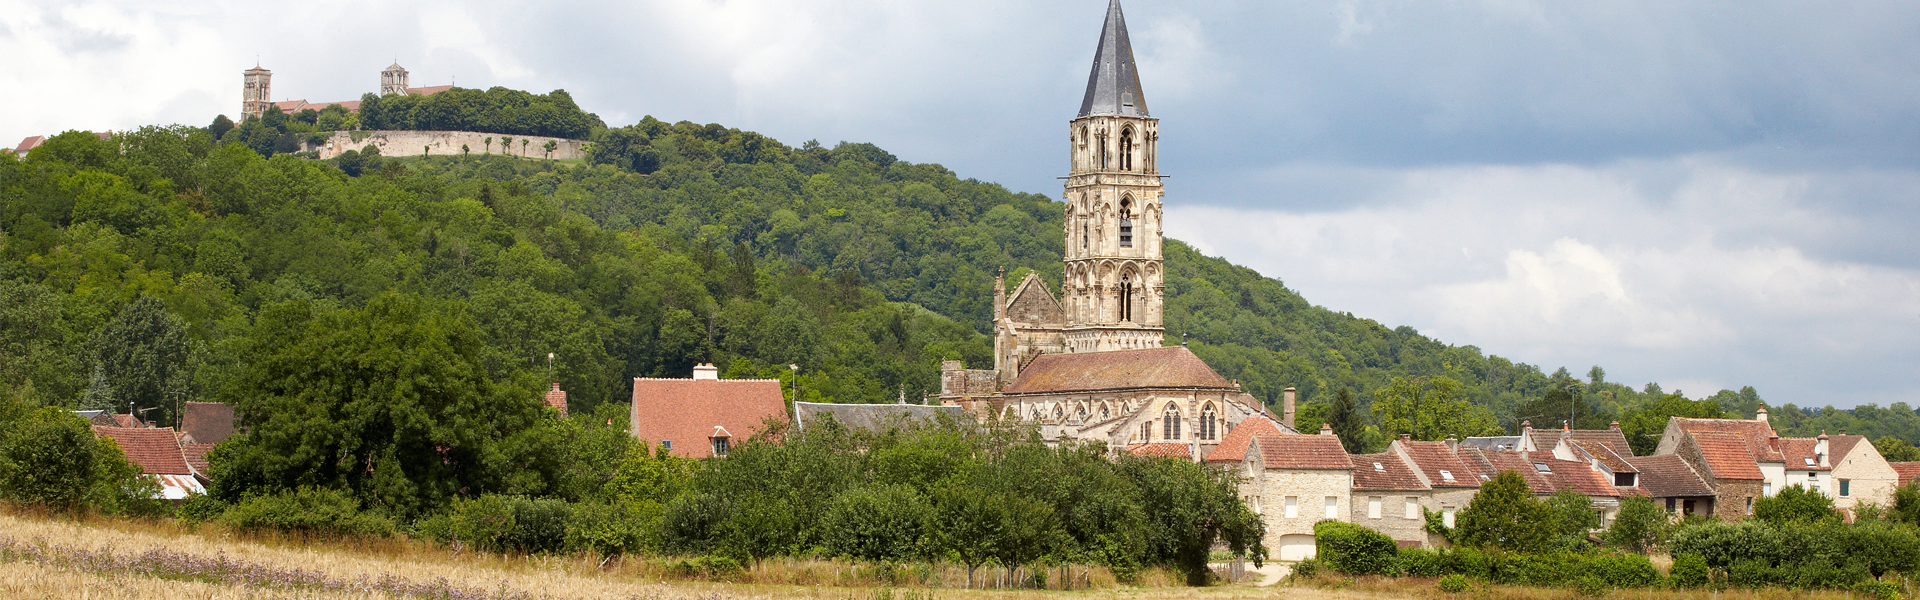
[381,63,410,96]
[1061,0,1165,354]
[242,65,273,120]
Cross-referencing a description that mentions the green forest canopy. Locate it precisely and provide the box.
[3,111,1917,452]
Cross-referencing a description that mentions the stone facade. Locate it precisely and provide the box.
[1256,467,1353,561]
[1674,432,1762,521]
[242,66,272,120]
[303,130,586,161]
[1350,491,1428,547]
[1831,435,1898,517]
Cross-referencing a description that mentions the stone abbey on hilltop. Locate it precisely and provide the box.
[938,0,1297,458]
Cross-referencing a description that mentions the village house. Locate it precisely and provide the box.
[1623,453,1717,517]
[91,426,205,500]
[1349,449,1430,549]
[1659,429,1765,520]
[1821,433,1898,517]
[1392,437,1483,534]
[1892,462,1920,488]
[1233,425,1353,561]
[1657,412,1788,497]
[629,363,786,459]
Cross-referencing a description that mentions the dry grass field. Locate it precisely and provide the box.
[0,510,1885,600]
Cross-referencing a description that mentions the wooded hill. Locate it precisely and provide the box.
[2,114,1917,452]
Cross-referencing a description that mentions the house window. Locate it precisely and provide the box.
[1284,496,1299,518]
[1763,482,1772,496]
[1682,499,1696,515]
[1804,457,1815,466]
[1746,497,1754,512]
[661,440,672,451]
[711,437,729,457]
[1666,498,1676,512]
[1405,497,1419,519]
[1163,405,1181,440]
[1325,496,1339,519]
[1840,479,1851,497]
[1533,462,1552,473]
[1373,462,1385,472]
[1440,470,1455,482]
[1252,495,1262,515]
[1368,497,1382,519]
[1615,472,1636,487]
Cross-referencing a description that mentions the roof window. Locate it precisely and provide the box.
[1534,462,1552,473]
[1804,457,1815,466]
[1440,470,1455,482]
[1373,462,1384,472]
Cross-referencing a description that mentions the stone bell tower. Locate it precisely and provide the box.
[1061,0,1164,353]
[242,64,272,120]
[381,62,410,96]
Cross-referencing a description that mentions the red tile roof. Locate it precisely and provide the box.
[1570,440,1637,474]
[108,414,145,428]
[1473,450,1556,494]
[1203,415,1280,463]
[1672,418,1783,462]
[182,443,214,476]
[1892,462,1920,487]
[1255,433,1353,470]
[1779,438,1831,471]
[1538,456,1626,497]
[1127,442,1192,458]
[630,374,786,459]
[1452,446,1500,484]
[1002,346,1234,394]
[1556,427,1635,457]
[1400,440,1479,488]
[1688,430,1766,481]
[408,85,454,96]
[1352,452,1429,491]
[1829,435,1868,462]
[180,402,236,445]
[93,427,191,476]
[12,135,44,155]
[1625,454,1714,497]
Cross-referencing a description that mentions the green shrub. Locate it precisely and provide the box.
[824,484,931,562]
[1437,573,1471,593]
[1855,579,1905,600]
[177,493,227,524]
[511,497,573,554]
[1574,574,1610,597]
[1289,557,1322,579]
[1396,548,1448,577]
[422,495,577,554]
[566,500,660,556]
[1668,521,1782,569]
[1314,520,1399,575]
[219,488,395,537]
[672,554,744,579]
[1669,554,1711,589]
[1586,552,1661,588]
[1727,557,1773,588]
[660,493,733,555]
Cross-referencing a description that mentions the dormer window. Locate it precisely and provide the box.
[1615,472,1636,487]
[1534,462,1552,473]
[711,437,729,457]
[1440,470,1455,482]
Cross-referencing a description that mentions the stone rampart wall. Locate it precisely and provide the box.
[305,130,586,161]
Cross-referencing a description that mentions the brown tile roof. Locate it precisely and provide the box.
[408,85,454,96]
[93,427,191,476]
[12,135,44,155]
[180,402,236,445]
[1688,430,1766,481]
[1779,438,1832,471]
[182,443,214,477]
[108,414,145,428]
[1203,416,1280,463]
[1002,346,1234,394]
[1829,435,1868,462]
[1452,446,1500,484]
[1672,418,1783,462]
[1538,456,1624,497]
[1892,462,1920,487]
[543,383,568,416]
[1625,454,1714,497]
[1474,450,1556,494]
[1558,428,1635,457]
[1127,443,1192,458]
[1571,440,1637,473]
[1255,433,1353,470]
[630,374,786,459]
[1400,440,1479,488]
[1352,452,1429,491]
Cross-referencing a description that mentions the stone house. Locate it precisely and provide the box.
[180,401,238,445]
[1823,434,1897,518]
[1892,462,1920,488]
[1665,430,1765,520]
[1391,438,1483,535]
[92,426,205,500]
[1349,449,1430,548]
[1623,453,1716,517]
[1237,425,1353,562]
[630,363,786,459]
[1455,446,1633,525]
[1657,412,1788,497]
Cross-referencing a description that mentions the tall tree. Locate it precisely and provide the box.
[1327,388,1367,453]
[89,296,195,426]
[1455,470,1553,553]
[1372,376,1500,441]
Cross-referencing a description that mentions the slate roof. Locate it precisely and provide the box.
[1625,454,1715,497]
[180,401,236,445]
[182,443,214,477]
[1779,438,1832,471]
[93,426,192,476]
[1002,346,1233,394]
[1255,434,1353,470]
[1127,442,1192,459]
[630,375,787,459]
[1688,430,1766,481]
[1078,0,1149,118]
[1352,452,1428,491]
[1202,415,1280,463]
[1892,462,1920,487]
[1672,418,1784,462]
[793,402,968,432]
[1400,440,1479,488]
[1571,440,1637,474]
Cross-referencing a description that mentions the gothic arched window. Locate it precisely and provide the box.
[1120,273,1134,322]
[1201,405,1218,440]
[1101,405,1111,420]
[1119,198,1133,248]
[1162,405,1182,440]
[1098,130,1109,170]
[1119,127,1134,171]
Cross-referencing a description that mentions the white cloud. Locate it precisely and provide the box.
[1168,156,1920,407]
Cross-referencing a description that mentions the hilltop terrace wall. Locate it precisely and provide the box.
[304,130,587,161]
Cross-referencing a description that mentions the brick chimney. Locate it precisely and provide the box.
[543,382,567,418]
[692,363,719,380]
[1282,387,1297,431]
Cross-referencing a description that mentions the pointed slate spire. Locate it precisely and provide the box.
[1078,0,1149,118]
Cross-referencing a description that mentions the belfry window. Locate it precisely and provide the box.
[1119,199,1133,247]
[1120,274,1134,322]
[1098,131,1109,169]
[1163,406,1182,440]
[1120,128,1134,171]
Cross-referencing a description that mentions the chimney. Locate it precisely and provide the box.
[692,363,719,380]
[1320,422,1334,436]
[1283,387,1297,431]
[993,267,1006,322]
[1755,407,1769,422]
[1816,431,1830,467]
[543,382,568,418]
[1445,434,1458,452]
[1609,421,1621,430]
[1398,433,1411,447]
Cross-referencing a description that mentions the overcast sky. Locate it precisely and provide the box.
[5,0,1918,409]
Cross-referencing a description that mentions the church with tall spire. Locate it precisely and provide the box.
[941,0,1294,456]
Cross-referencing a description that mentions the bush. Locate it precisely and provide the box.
[1314,520,1399,575]
[1289,557,1322,579]
[219,488,395,537]
[565,500,659,556]
[660,493,733,555]
[672,554,744,580]
[1574,575,1610,597]
[1856,579,1905,600]
[1586,552,1661,588]
[1669,553,1710,589]
[177,493,227,524]
[824,484,931,562]
[1438,573,1471,593]
[421,495,576,554]
[0,407,160,515]
[1396,548,1448,577]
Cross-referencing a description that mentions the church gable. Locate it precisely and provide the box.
[1005,273,1065,325]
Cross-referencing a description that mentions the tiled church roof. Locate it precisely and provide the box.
[1002,346,1233,394]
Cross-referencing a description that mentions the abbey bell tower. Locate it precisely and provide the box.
[1062,0,1164,353]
